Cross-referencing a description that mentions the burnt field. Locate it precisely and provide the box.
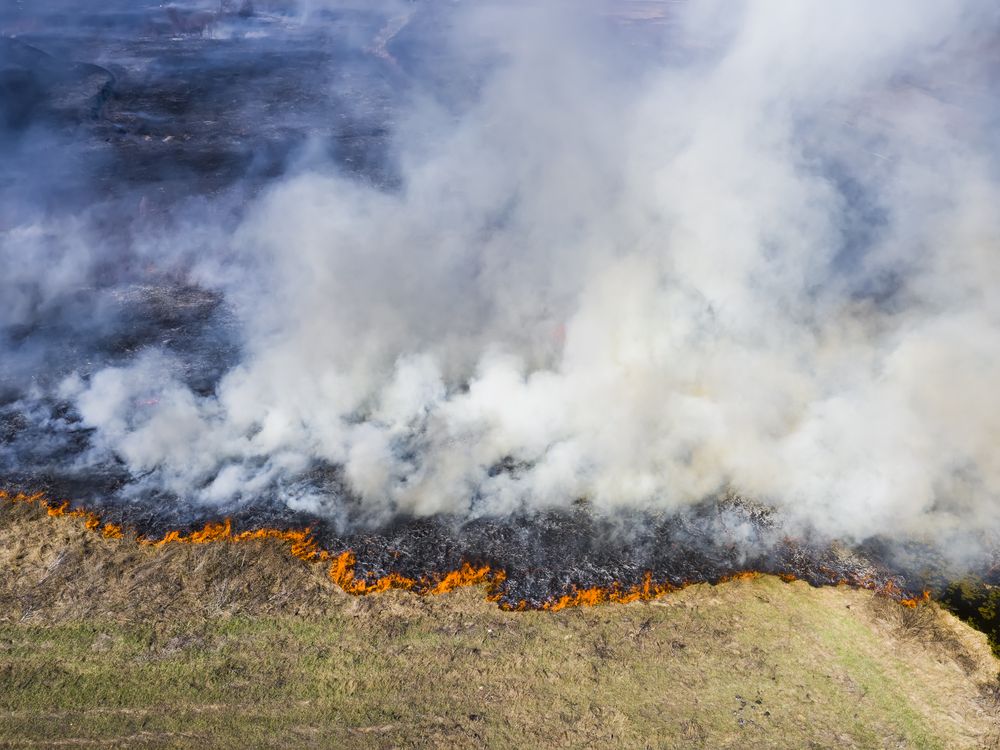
[2,2,1000,625]
[0,1,400,202]
[0,0,887,612]
[0,486,959,612]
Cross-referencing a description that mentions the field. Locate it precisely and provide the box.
[1,501,998,749]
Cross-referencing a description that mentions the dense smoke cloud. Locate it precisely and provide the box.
[5,1,1000,551]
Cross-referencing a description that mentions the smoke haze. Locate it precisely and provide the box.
[3,1,1000,564]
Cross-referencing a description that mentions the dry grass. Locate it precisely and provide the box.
[1,500,998,749]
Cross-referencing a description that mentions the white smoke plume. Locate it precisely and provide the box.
[42,1,1000,545]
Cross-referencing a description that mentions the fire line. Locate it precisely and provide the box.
[0,490,930,611]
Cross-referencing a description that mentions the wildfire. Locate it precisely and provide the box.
[515,572,682,612]
[0,489,930,611]
[0,490,506,602]
[7,491,126,540]
[144,518,330,564]
[329,550,503,598]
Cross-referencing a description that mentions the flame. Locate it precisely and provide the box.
[142,518,331,563]
[0,489,930,611]
[328,550,503,598]
[898,588,932,608]
[522,572,681,612]
[1,490,505,601]
[29,494,125,539]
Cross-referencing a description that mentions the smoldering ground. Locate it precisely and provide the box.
[2,1,1000,596]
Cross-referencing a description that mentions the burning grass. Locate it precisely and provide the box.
[0,490,930,613]
[1,491,999,748]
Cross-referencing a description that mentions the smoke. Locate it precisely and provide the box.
[5,1,1000,555]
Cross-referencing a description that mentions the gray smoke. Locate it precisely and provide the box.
[4,1,1000,556]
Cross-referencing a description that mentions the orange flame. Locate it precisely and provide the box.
[900,590,932,608]
[141,517,331,563]
[525,572,681,612]
[0,489,930,611]
[327,550,503,598]
[31,494,125,539]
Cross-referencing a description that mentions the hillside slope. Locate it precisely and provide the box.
[1,501,998,749]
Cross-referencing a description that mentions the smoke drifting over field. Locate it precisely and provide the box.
[3,0,1000,572]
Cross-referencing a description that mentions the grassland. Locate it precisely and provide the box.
[1,500,998,749]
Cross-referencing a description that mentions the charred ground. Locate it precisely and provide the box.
[2,0,998,625]
[0,486,941,612]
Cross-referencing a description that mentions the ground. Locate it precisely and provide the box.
[1,501,998,749]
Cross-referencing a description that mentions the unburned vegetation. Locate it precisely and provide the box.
[1,499,998,749]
